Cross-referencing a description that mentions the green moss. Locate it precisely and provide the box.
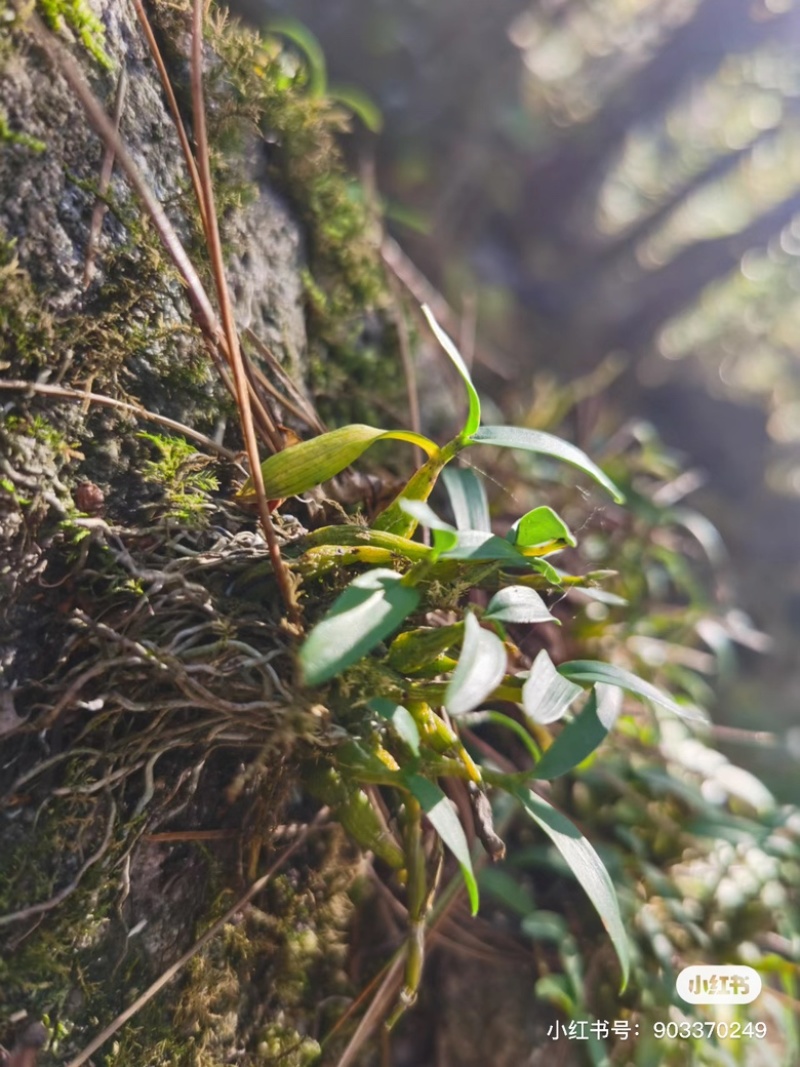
[36,0,113,69]
[207,17,404,425]
[0,239,54,367]
[138,430,220,525]
[0,112,46,152]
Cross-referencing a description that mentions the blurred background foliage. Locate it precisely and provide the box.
[254,0,800,804]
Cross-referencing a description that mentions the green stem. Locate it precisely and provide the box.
[462,710,542,764]
[373,436,465,538]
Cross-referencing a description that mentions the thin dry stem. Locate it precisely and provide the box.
[0,380,242,465]
[190,0,300,626]
[29,14,221,344]
[129,0,208,234]
[243,328,327,434]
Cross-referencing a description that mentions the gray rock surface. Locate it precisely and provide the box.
[0,0,307,364]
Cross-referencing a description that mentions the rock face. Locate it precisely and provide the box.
[0,0,307,375]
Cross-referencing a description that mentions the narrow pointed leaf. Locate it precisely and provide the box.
[513,786,630,990]
[557,660,707,722]
[300,569,419,686]
[522,650,583,724]
[530,686,620,780]
[510,506,576,548]
[404,772,479,914]
[237,424,437,501]
[422,304,481,437]
[399,498,458,554]
[467,425,624,503]
[368,697,421,755]
[445,612,507,716]
[442,466,491,531]
[485,586,556,625]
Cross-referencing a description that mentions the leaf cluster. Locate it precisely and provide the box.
[254,308,719,1000]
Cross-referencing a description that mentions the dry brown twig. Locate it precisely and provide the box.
[188,0,300,624]
[0,379,243,465]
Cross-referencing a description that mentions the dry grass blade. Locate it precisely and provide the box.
[243,328,327,434]
[333,954,405,1067]
[189,0,299,625]
[62,809,329,1067]
[129,0,208,234]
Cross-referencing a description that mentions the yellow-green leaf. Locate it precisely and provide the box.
[237,424,437,502]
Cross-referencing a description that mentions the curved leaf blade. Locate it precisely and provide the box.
[422,304,481,437]
[300,569,420,686]
[238,424,437,501]
[404,772,479,914]
[442,466,491,531]
[557,660,707,722]
[513,786,630,990]
[522,650,583,724]
[468,425,624,503]
[510,506,576,548]
[485,586,556,625]
[530,686,621,780]
[445,612,507,716]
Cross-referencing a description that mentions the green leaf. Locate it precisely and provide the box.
[300,569,420,686]
[467,425,624,503]
[510,506,576,548]
[594,682,624,729]
[557,660,708,722]
[445,612,507,716]
[238,424,437,501]
[398,498,458,554]
[368,697,421,755]
[442,466,491,531]
[522,650,584,724]
[330,84,383,132]
[265,16,329,95]
[530,557,563,585]
[404,773,479,914]
[485,586,556,625]
[441,531,531,565]
[531,685,621,780]
[422,304,481,437]
[513,786,630,990]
